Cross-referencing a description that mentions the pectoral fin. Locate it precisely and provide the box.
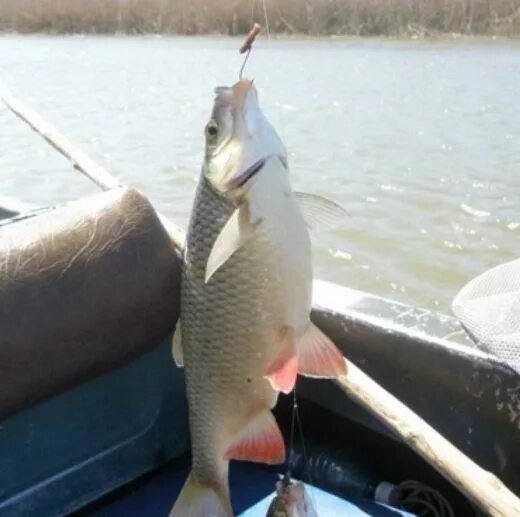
[265,328,298,394]
[296,322,347,378]
[171,321,183,367]
[205,204,257,283]
[294,192,349,231]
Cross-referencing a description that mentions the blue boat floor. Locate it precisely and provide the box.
[89,457,411,517]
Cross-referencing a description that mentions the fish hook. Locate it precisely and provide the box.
[239,48,252,81]
[239,23,261,80]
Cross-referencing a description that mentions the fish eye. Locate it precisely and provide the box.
[205,121,218,140]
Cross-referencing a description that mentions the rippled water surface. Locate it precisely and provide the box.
[1,36,518,313]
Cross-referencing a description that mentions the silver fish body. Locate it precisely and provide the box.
[181,172,294,482]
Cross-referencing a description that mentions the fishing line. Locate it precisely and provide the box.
[286,387,319,514]
[288,388,312,483]
[250,0,270,40]
[288,389,297,477]
[294,393,313,487]
[261,0,270,39]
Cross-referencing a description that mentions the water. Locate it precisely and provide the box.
[1,35,518,314]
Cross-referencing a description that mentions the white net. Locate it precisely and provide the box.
[452,258,520,375]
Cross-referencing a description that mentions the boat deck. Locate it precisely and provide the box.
[83,455,411,517]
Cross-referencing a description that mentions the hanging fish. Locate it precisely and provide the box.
[170,79,346,517]
[266,475,318,517]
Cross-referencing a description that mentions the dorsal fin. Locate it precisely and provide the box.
[294,191,349,230]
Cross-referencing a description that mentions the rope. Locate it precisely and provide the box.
[397,480,455,517]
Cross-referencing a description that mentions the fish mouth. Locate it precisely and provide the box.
[227,156,267,190]
[232,79,256,113]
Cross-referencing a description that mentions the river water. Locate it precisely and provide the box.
[1,35,518,313]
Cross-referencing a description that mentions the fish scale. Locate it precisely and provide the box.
[181,174,286,488]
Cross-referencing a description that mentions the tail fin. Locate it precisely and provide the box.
[169,473,233,517]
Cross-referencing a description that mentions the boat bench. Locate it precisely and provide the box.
[0,188,189,516]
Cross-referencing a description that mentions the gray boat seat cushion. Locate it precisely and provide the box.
[0,187,181,421]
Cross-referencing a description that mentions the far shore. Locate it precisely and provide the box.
[1,0,518,39]
[1,31,519,43]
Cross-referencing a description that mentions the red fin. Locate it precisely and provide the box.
[265,330,298,394]
[297,322,347,378]
[225,411,285,465]
[265,355,298,394]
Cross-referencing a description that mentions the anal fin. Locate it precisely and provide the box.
[225,411,285,465]
[297,322,347,378]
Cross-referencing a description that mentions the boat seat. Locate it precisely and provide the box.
[0,187,181,421]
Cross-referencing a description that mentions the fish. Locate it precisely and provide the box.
[266,475,318,517]
[170,79,346,517]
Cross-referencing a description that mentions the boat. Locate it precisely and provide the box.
[0,187,518,516]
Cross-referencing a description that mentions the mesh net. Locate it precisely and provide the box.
[452,258,520,375]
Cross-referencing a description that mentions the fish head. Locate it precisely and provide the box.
[266,479,317,517]
[203,79,287,200]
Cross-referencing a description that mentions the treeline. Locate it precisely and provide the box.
[0,0,518,36]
